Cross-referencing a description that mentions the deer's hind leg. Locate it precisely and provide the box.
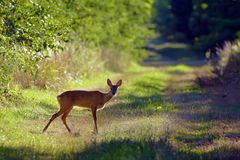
[42,108,66,133]
[61,107,73,133]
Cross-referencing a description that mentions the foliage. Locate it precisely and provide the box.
[66,0,154,54]
[154,0,240,52]
[213,41,240,79]
[0,0,67,51]
[0,0,154,95]
[211,40,240,83]
[197,40,240,87]
[170,0,192,35]
[0,0,68,95]
[152,0,173,35]
[189,0,240,51]
[12,43,105,89]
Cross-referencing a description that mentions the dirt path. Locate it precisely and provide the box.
[57,42,240,159]
[140,47,240,159]
[6,52,238,160]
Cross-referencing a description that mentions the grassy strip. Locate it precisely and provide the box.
[0,66,175,159]
[1,63,239,159]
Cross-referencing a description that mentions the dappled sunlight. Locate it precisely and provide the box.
[165,64,194,74]
[0,67,176,159]
[0,0,239,159]
[1,59,239,159]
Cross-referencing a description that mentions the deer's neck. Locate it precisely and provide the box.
[103,91,114,104]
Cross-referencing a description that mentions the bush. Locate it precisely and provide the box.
[189,0,240,52]
[0,0,154,97]
[12,43,105,89]
[214,41,240,83]
[197,40,240,87]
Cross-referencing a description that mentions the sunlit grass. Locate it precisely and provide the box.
[166,64,194,74]
[148,42,188,50]
[0,66,176,159]
[161,64,239,159]
[1,64,239,159]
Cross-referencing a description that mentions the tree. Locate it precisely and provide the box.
[170,0,193,36]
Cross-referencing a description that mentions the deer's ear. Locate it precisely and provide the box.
[107,79,112,86]
[116,80,122,86]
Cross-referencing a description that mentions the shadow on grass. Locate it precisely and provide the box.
[143,37,206,67]
[76,138,240,160]
[0,146,48,160]
[0,146,84,160]
[144,35,204,60]
[76,139,156,160]
[106,93,176,116]
[168,91,240,122]
[163,70,240,159]
[145,44,193,60]
[1,138,239,160]
[75,138,190,160]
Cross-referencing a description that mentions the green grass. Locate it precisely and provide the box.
[166,64,194,74]
[0,67,175,159]
[0,64,239,159]
[63,70,120,90]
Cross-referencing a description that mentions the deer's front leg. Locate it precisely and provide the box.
[91,107,98,134]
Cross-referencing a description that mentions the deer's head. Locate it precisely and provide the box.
[107,79,122,95]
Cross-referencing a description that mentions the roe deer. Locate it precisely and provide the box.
[43,79,122,134]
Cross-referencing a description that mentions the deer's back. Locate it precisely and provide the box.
[57,90,104,108]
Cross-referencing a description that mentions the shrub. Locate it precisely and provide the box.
[214,41,240,83]
[0,0,154,99]
[197,40,240,87]
[12,43,105,89]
